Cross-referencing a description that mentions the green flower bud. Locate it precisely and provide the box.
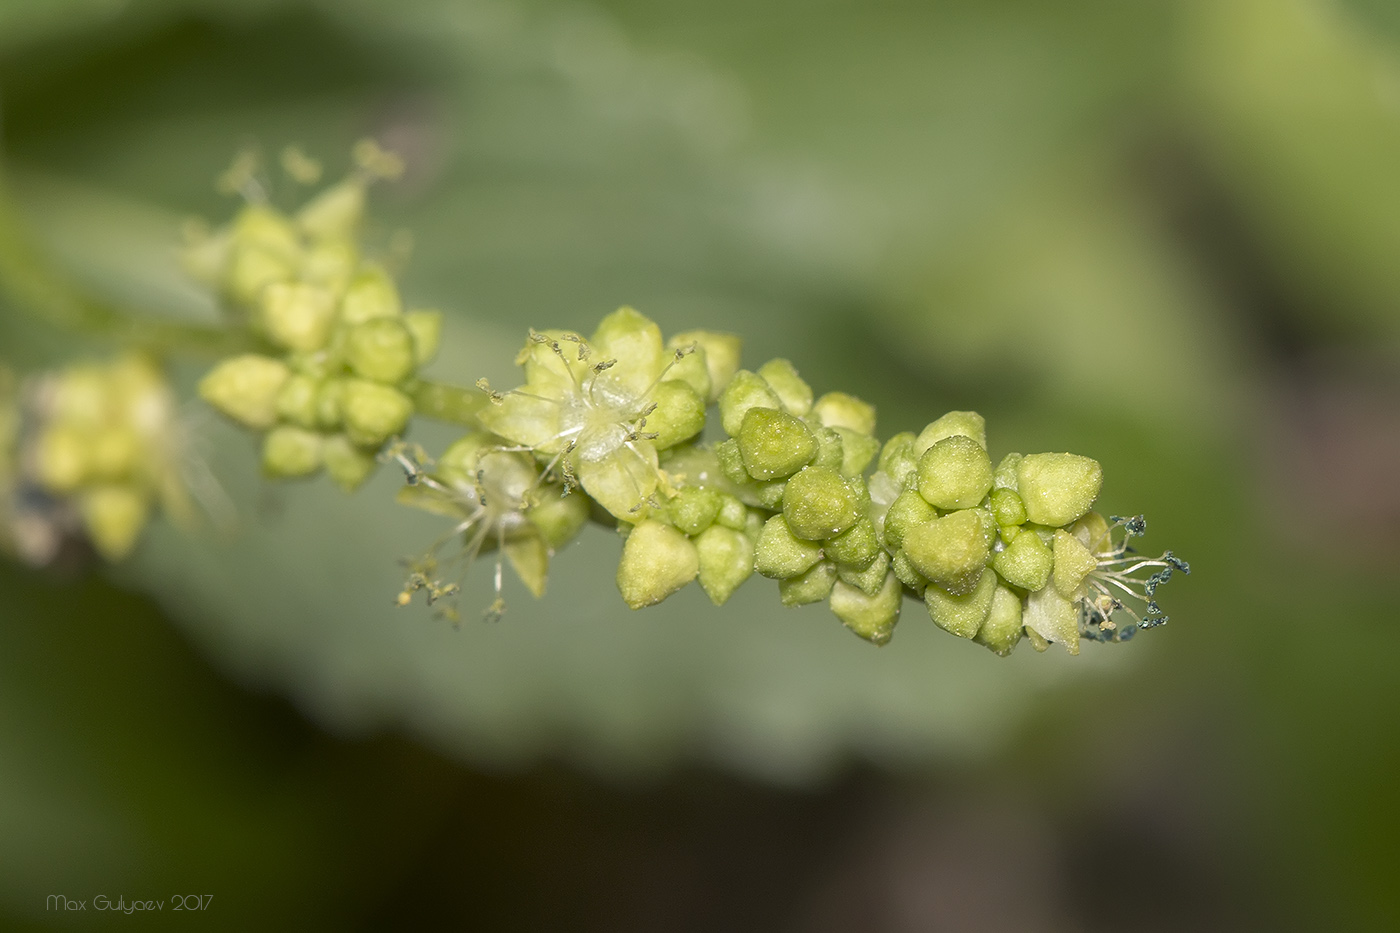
[616,520,699,609]
[1069,511,1112,552]
[591,307,666,397]
[753,479,787,510]
[756,358,813,416]
[664,337,713,401]
[738,407,816,480]
[974,584,1024,656]
[341,379,413,446]
[990,528,1053,592]
[80,484,149,561]
[824,515,879,569]
[34,425,89,492]
[715,438,750,485]
[199,355,291,430]
[901,507,995,596]
[916,434,993,510]
[881,487,937,551]
[346,317,417,385]
[227,205,301,304]
[262,425,323,478]
[830,570,902,646]
[88,427,141,481]
[301,239,358,293]
[1052,529,1099,597]
[993,452,1023,490]
[837,549,890,597]
[914,410,986,455]
[260,282,336,352]
[315,378,346,429]
[925,564,997,639]
[718,369,781,436]
[715,494,748,531]
[779,560,837,606]
[522,490,586,549]
[1024,582,1079,654]
[695,524,754,605]
[669,486,723,536]
[890,548,929,595]
[877,431,919,488]
[647,380,706,450]
[296,178,366,241]
[754,513,823,579]
[1016,452,1103,526]
[323,434,379,491]
[670,329,741,401]
[505,536,550,598]
[989,487,1027,527]
[833,427,880,477]
[340,265,402,326]
[275,373,321,429]
[405,309,443,365]
[809,426,844,473]
[782,465,860,540]
[811,392,876,436]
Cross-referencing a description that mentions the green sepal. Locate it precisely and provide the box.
[901,507,995,596]
[990,528,1054,592]
[260,282,337,352]
[890,548,929,595]
[824,515,879,569]
[405,310,443,365]
[1016,452,1103,527]
[616,520,699,608]
[80,484,150,562]
[989,487,1027,527]
[993,452,1023,491]
[323,434,379,491]
[1052,529,1099,598]
[695,524,755,605]
[833,427,879,477]
[505,535,550,598]
[914,410,986,454]
[668,486,723,536]
[647,380,706,451]
[829,571,901,646]
[916,434,993,510]
[262,425,323,478]
[716,493,749,531]
[924,565,997,639]
[781,465,860,540]
[275,373,321,429]
[811,392,876,436]
[877,431,919,488]
[669,330,741,402]
[754,514,823,579]
[199,355,290,431]
[718,369,781,436]
[881,487,937,551]
[716,439,749,485]
[779,560,837,606]
[809,426,844,473]
[339,265,402,326]
[346,317,417,385]
[1024,582,1080,654]
[974,584,1024,656]
[756,358,813,416]
[737,407,816,480]
[837,549,890,597]
[527,489,590,549]
[341,379,414,446]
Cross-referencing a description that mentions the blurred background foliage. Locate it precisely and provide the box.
[1,0,1397,928]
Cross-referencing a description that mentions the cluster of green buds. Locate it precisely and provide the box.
[400,307,1186,653]
[5,354,191,563]
[191,142,443,491]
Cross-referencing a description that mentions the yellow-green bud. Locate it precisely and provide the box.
[974,584,1024,656]
[754,514,823,579]
[346,317,417,385]
[340,265,402,326]
[881,487,937,551]
[715,438,750,485]
[833,427,879,477]
[591,307,664,393]
[695,524,754,605]
[34,425,89,492]
[830,570,902,646]
[901,507,995,596]
[262,425,323,478]
[199,354,290,430]
[877,431,919,488]
[616,520,699,609]
[300,239,358,292]
[405,310,443,365]
[1052,529,1099,597]
[756,358,813,416]
[890,548,929,594]
[88,427,141,481]
[837,549,890,597]
[925,565,997,639]
[779,560,837,606]
[753,479,787,510]
[297,178,365,241]
[811,392,876,436]
[275,373,321,429]
[782,465,860,540]
[670,329,741,401]
[916,434,993,510]
[989,487,1027,526]
[915,410,986,454]
[341,379,413,446]
[1016,453,1103,527]
[738,408,816,480]
[824,515,879,569]
[1024,582,1079,654]
[261,282,337,352]
[80,484,149,561]
[990,528,1053,591]
[315,378,346,429]
[715,494,748,531]
[527,490,590,548]
[669,486,723,536]
[993,452,1022,490]
[718,369,781,436]
[647,380,706,450]
[322,434,378,491]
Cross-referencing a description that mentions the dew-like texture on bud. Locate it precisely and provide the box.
[261,282,336,351]
[80,484,149,562]
[833,427,880,477]
[824,516,879,569]
[346,317,417,385]
[322,434,378,491]
[782,466,860,540]
[405,310,443,365]
[756,359,813,416]
[811,392,876,436]
[616,520,699,609]
[695,524,754,605]
[990,528,1053,592]
[837,549,890,596]
[916,435,993,510]
[262,426,323,478]
[881,487,937,552]
[989,487,1027,527]
[915,410,986,454]
[1016,453,1103,527]
[647,380,706,451]
[925,565,997,639]
[779,560,838,606]
[199,355,290,430]
[669,486,723,536]
[877,432,919,488]
[901,507,994,596]
[527,490,590,548]
[1025,582,1080,654]
[718,370,781,436]
[993,452,1023,491]
[754,514,823,579]
[670,330,741,402]
[738,408,816,480]
[975,584,1024,656]
[340,266,401,326]
[715,438,749,486]
[1052,529,1099,597]
[341,380,413,446]
[275,373,321,429]
[830,571,901,646]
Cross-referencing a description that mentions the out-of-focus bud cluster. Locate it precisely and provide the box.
[191,142,441,491]
[2,355,191,564]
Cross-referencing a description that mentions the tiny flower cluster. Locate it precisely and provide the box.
[192,143,442,491]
